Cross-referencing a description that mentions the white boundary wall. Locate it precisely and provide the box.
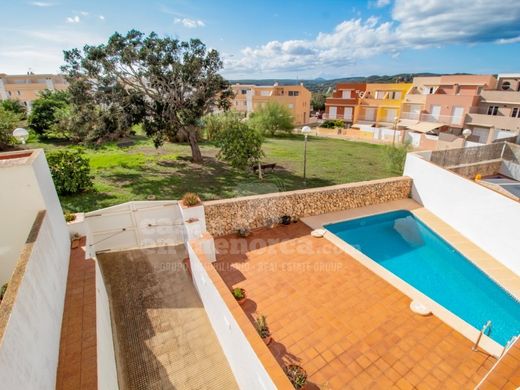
[0,214,70,389]
[404,153,520,275]
[187,241,277,390]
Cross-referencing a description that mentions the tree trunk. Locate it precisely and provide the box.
[187,130,203,163]
[257,161,263,180]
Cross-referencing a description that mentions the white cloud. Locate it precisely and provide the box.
[29,1,56,7]
[66,15,80,24]
[227,0,520,74]
[174,17,205,28]
[375,0,391,7]
[79,11,89,16]
[99,15,105,20]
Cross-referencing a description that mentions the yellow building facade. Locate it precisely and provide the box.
[354,83,412,127]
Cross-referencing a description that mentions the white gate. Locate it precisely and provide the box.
[85,201,185,253]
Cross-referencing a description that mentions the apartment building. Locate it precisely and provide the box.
[0,73,67,110]
[324,82,366,124]
[230,82,311,125]
[465,74,520,143]
[418,75,497,134]
[354,82,412,127]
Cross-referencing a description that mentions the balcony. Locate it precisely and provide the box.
[466,112,520,132]
[420,113,464,127]
[400,112,420,121]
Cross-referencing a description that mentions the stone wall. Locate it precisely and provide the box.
[203,177,412,237]
[447,160,502,179]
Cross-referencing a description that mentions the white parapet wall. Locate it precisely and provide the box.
[404,152,520,275]
[0,212,70,389]
[187,238,290,389]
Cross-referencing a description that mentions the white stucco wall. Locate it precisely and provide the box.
[95,258,119,390]
[187,242,277,390]
[404,153,520,275]
[0,214,70,389]
[0,150,71,388]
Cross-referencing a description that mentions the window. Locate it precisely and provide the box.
[240,89,247,95]
[428,87,435,94]
[512,107,520,118]
[260,90,270,96]
[288,91,299,97]
[16,90,21,96]
[7,91,11,97]
[341,90,352,99]
[487,105,499,116]
[388,91,402,100]
[501,81,511,91]
[375,91,385,99]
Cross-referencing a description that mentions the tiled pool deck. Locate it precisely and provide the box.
[213,214,509,389]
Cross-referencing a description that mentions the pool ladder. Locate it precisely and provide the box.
[472,320,492,351]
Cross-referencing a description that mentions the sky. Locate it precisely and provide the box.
[1,0,520,79]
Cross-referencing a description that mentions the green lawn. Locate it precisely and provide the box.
[26,135,397,212]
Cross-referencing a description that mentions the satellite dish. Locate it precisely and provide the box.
[13,128,29,144]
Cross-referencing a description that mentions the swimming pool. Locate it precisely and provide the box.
[325,210,520,346]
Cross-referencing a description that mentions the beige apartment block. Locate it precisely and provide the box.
[231,82,312,125]
[0,73,68,110]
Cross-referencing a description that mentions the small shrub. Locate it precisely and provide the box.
[321,119,336,129]
[285,364,307,389]
[334,119,345,128]
[384,143,411,174]
[181,192,200,207]
[64,212,76,223]
[322,119,345,129]
[232,287,245,300]
[254,315,271,339]
[47,149,93,195]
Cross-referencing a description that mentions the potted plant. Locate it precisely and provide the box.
[237,227,251,238]
[254,315,272,345]
[70,233,81,249]
[232,287,246,305]
[64,212,76,223]
[281,215,291,225]
[181,192,201,207]
[285,364,308,389]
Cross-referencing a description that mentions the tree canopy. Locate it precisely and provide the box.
[0,107,20,151]
[62,30,232,162]
[214,113,264,172]
[28,90,69,135]
[250,101,295,136]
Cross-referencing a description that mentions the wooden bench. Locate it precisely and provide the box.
[252,163,277,173]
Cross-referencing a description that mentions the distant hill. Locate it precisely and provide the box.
[228,73,470,94]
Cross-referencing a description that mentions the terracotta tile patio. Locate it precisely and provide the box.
[56,239,97,390]
[476,338,520,389]
[214,222,499,389]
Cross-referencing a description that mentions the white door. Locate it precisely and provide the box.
[451,106,464,125]
[344,107,353,120]
[365,107,376,121]
[430,105,441,120]
[329,106,337,119]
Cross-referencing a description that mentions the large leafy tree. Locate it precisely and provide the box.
[62,30,232,162]
[250,101,295,136]
[28,90,69,135]
[1,99,27,119]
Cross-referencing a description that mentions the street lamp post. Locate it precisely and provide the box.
[12,128,29,144]
[392,116,399,146]
[301,126,312,186]
[462,128,472,148]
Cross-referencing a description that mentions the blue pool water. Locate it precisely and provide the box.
[325,210,520,346]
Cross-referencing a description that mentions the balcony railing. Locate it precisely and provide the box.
[400,112,420,121]
[420,113,464,126]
